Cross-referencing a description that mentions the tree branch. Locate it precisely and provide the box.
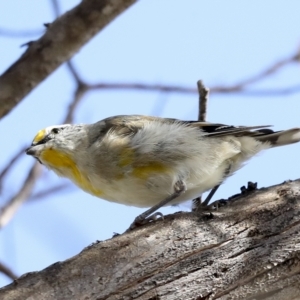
[214,52,299,90]
[73,81,300,96]
[0,179,299,299]
[0,0,137,119]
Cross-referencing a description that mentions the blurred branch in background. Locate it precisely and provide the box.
[83,49,300,96]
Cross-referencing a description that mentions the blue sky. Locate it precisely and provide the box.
[1,0,300,287]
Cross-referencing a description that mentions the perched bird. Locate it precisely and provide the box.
[26,115,300,227]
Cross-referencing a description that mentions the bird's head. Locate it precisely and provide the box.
[26,124,72,165]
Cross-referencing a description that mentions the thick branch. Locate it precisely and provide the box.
[1,180,300,299]
[0,0,137,119]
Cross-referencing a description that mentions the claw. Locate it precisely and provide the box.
[128,212,164,231]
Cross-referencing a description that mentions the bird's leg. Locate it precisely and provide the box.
[201,184,221,206]
[193,164,231,211]
[127,180,186,231]
[192,184,222,212]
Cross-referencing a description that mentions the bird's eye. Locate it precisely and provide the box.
[51,128,60,134]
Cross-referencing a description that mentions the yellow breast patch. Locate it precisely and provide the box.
[41,149,103,197]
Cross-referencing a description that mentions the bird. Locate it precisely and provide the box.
[26,115,300,228]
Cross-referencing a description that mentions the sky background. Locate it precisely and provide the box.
[1,0,300,287]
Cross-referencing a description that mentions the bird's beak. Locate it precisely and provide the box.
[25,146,43,164]
[25,146,36,156]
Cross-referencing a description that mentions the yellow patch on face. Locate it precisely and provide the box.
[132,162,170,180]
[33,129,46,144]
[41,149,103,197]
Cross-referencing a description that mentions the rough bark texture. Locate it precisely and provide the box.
[0,179,300,300]
[0,0,137,119]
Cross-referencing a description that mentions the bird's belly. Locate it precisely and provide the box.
[87,164,228,208]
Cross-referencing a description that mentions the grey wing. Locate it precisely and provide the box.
[185,121,300,147]
[186,121,273,137]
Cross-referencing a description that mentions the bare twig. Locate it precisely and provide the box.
[197,80,209,122]
[192,80,210,209]
[0,261,18,281]
[85,50,300,97]
[0,163,42,229]
[88,82,197,94]
[0,147,27,193]
[218,53,299,90]
[82,81,300,97]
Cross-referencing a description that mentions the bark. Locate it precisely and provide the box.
[0,0,137,119]
[0,179,300,300]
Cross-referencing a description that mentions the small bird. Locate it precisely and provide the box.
[26,115,300,227]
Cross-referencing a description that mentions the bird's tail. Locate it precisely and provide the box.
[255,128,300,147]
